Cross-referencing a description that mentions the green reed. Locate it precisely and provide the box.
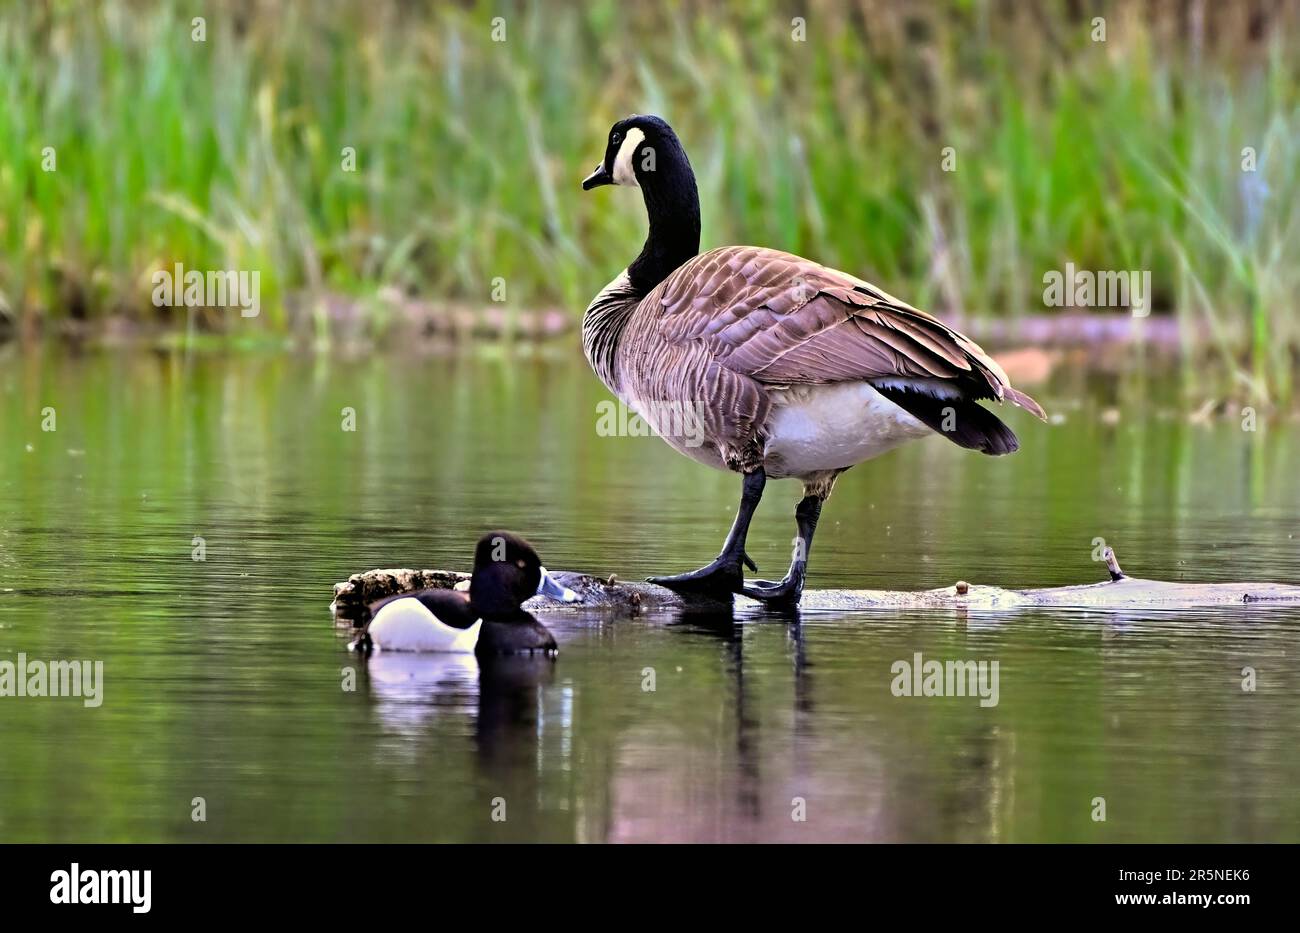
[1,1,1297,393]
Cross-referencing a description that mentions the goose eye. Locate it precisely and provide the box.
[611,132,622,146]
[516,559,527,569]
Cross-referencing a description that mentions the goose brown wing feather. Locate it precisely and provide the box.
[651,245,1042,415]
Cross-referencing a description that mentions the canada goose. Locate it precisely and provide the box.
[581,115,1045,606]
[361,532,578,656]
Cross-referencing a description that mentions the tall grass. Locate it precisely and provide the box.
[0,1,1297,389]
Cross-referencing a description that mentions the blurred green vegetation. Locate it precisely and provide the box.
[0,1,1297,389]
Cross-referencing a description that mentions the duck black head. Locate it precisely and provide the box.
[468,531,577,620]
[582,114,700,293]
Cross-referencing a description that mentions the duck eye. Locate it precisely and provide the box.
[516,559,527,569]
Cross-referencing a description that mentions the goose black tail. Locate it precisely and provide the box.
[873,385,1020,455]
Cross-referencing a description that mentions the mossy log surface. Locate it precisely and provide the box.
[331,549,1300,624]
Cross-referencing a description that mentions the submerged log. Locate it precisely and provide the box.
[331,548,1300,624]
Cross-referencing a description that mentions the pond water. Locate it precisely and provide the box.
[1,344,1298,842]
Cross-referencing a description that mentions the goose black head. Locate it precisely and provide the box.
[469,531,578,619]
[582,115,690,192]
[583,115,701,292]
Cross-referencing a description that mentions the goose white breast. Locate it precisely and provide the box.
[764,382,931,477]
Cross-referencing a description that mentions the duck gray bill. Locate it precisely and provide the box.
[537,567,580,602]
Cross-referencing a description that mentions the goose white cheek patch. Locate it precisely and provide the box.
[613,127,646,187]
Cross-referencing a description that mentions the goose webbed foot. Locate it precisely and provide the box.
[741,569,806,607]
[647,551,756,597]
[741,492,822,607]
[650,469,766,599]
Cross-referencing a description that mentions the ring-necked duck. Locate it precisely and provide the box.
[360,532,578,657]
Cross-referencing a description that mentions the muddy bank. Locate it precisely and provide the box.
[0,293,1218,352]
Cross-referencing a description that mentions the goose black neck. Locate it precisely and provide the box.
[626,146,700,294]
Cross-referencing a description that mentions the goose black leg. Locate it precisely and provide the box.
[648,469,765,597]
[742,493,823,606]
